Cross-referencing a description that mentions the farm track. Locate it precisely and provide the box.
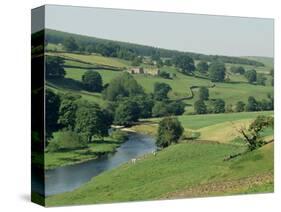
[160,172,273,199]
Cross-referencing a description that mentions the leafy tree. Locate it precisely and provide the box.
[208,62,226,82]
[213,99,225,113]
[174,55,195,74]
[159,71,171,79]
[230,66,245,75]
[153,82,172,101]
[256,74,266,86]
[167,101,185,116]
[198,86,209,100]
[114,100,140,126]
[63,37,78,52]
[238,115,273,151]
[131,56,142,66]
[246,96,259,111]
[152,101,169,117]
[164,59,172,66]
[46,56,65,79]
[46,89,60,138]
[58,93,81,130]
[103,72,144,101]
[196,61,209,73]
[245,69,257,84]
[156,117,184,148]
[235,101,245,112]
[75,101,111,142]
[82,71,103,92]
[194,100,207,114]
[130,95,154,118]
[47,130,87,152]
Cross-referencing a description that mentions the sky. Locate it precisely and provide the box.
[44,5,274,57]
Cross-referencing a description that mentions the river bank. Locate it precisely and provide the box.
[42,133,156,196]
[44,137,124,170]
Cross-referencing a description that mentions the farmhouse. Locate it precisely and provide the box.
[127,67,160,76]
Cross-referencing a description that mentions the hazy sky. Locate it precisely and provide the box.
[45,5,274,57]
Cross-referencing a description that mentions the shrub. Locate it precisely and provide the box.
[48,131,87,151]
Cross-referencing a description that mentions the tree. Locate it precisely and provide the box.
[131,56,142,66]
[245,69,257,84]
[75,101,111,142]
[164,59,172,66]
[58,93,81,130]
[174,55,195,74]
[208,62,226,82]
[46,56,65,79]
[238,115,273,151]
[235,101,245,112]
[103,72,144,101]
[213,99,225,113]
[114,100,140,126]
[47,130,87,152]
[196,61,209,74]
[152,101,169,117]
[82,71,103,92]
[63,37,78,52]
[167,101,185,116]
[153,82,172,101]
[256,74,266,86]
[46,89,60,138]
[246,96,259,111]
[194,100,207,114]
[159,71,171,79]
[198,86,209,100]
[230,66,245,75]
[130,95,154,118]
[156,117,184,148]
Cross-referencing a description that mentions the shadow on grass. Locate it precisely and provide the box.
[47,78,83,91]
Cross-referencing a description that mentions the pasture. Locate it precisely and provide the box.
[46,141,273,206]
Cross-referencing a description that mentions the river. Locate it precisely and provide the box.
[37,133,156,196]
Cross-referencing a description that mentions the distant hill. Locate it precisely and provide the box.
[45,29,265,67]
[242,56,274,68]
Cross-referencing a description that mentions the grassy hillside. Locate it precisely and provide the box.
[46,141,273,206]
[45,51,273,113]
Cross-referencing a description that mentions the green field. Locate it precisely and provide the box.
[46,141,273,206]
[45,51,273,113]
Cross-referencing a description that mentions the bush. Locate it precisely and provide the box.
[47,131,87,151]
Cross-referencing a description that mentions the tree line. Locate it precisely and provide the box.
[45,29,265,67]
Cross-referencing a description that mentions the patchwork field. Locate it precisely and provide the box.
[46,51,273,114]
